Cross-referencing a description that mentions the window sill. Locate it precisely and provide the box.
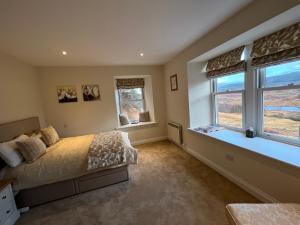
[117,121,157,130]
[188,128,300,169]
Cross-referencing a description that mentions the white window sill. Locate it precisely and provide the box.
[117,121,157,130]
[188,128,300,169]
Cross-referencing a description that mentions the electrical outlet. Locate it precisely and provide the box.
[225,154,234,162]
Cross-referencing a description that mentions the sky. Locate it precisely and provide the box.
[217,72,244,84]
[266,60,300,77]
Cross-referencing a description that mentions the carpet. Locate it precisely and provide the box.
[16,141,258,225]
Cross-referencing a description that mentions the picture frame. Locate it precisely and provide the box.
[170,74,178,91]
[82,84,101,101]
[56,85,78,103]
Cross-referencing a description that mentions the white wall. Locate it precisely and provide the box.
[187,62,211,128]
[38,66,167,143]
[164,0,300,202]
[0,52,45,127]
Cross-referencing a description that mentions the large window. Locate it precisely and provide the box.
[118,87,145,122]
[212,72,245,129]
[258,60,300,143]
[206,23,300,146]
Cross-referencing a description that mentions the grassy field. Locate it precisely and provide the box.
[219,112,300,139]
[217,88,300,139]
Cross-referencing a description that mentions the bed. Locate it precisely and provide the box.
[0,117,136,208]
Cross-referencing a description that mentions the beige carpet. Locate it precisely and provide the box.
[16,141,258,225]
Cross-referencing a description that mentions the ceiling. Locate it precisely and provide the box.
[0,0,252,66]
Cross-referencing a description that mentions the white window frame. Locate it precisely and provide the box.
[211,72,246,132]
[257,66,300,147]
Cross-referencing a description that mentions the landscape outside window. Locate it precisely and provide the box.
[261,60,300,140]
[119,88,145,122]
[214,72,244,129]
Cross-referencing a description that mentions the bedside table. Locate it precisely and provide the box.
[0,180,20,225]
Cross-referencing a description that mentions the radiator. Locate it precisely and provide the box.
[168,121,183,145]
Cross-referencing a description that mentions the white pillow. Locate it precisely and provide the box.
[0,134,28,167]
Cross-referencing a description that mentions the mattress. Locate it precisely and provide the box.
[4,134,106,191]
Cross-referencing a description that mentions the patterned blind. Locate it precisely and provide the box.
[206,46,246,78]
[116,78,145,89]
[251,22,300,67]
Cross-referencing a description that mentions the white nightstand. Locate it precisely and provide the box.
[0,180,20,225]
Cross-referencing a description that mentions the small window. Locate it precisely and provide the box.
[118,87,145,122]
[212,72,245,130]
[258,60,300,143]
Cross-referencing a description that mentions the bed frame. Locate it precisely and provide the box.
[0,117,129,208]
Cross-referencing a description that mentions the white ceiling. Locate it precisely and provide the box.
[0,0,252,66]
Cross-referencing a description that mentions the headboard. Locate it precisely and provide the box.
[0,117,40,169]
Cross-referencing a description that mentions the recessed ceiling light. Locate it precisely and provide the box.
[139,53,144,57]
[62,51,67,55]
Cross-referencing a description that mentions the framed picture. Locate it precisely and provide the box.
[170,74,178,91]
[57,86,78,103]
[82,84,101,101]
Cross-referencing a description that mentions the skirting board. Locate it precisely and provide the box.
[183,146,279,203]
[132,136,168,146]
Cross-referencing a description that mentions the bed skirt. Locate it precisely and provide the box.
[15,165,128,208]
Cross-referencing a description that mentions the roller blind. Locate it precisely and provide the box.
[206,46,246,79]
[116,78,145,89]
[251,22,300,67]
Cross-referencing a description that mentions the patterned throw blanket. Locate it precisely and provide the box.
[87,131,138,170]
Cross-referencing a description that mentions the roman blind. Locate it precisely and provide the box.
[251,22,300,67]
[206,46,246,78]
[116,78,145,89]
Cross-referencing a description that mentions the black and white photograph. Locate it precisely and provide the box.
[82,84,101,101]
[57,86,78,103]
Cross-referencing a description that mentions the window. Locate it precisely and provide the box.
[258,60,300,143]
[212,72,245,129]
[118,87,145,122]
[115,76,155,127]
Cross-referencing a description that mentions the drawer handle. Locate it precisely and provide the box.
[2,195,6,199]
[6,210,10,214]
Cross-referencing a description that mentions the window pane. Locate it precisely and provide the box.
[119,88,143,101]
[216,72,245,92]
[264,60,300,88]
[119,88,144,122]
[216,93,243,128]
[263,89,300,139]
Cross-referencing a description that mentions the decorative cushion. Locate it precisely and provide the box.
[0,134,28,167]
[139,111,150,122]
[226,203,300,225]
[119,114,129,126]
[16,137,47,163]
[40,126,60,146]
[30,132,42,139]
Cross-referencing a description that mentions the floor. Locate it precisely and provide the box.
[16,141,258,225]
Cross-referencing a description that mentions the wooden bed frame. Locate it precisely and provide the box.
[0,117,129,208]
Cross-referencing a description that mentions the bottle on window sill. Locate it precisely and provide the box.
[246,127,256,138]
